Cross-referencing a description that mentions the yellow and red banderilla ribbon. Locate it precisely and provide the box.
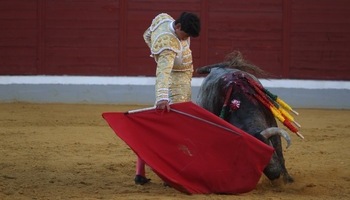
[245,76,304,139]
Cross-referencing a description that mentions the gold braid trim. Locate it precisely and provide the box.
[151,33,181,55]
[150,13,173,31]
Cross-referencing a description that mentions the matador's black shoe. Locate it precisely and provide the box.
[134,175,151,185]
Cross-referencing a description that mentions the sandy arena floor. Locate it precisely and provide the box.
[0,103,349,200]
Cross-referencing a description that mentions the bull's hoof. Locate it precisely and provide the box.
[283,174,294,183]
[134,175,151,185]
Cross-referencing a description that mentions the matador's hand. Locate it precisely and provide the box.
[156,100,170,112]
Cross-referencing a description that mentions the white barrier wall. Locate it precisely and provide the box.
[0,76,349,109]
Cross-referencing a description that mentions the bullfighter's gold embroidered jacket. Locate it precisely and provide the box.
[143,13,193,103]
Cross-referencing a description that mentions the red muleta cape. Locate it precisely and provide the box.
[102,102,273,194]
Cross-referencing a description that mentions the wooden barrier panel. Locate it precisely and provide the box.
[0,0,349,80]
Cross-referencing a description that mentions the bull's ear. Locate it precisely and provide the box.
[196,67,210,74]
[196,62,227,74]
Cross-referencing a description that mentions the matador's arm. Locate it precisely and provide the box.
[155,49,176,103]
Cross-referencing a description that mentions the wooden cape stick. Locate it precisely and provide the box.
[126,106,156,114]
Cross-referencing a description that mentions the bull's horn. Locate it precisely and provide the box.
[260,127,291,149]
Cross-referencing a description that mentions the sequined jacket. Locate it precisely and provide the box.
[143,13,193,103]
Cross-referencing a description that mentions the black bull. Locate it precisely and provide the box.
[196,65,294,183]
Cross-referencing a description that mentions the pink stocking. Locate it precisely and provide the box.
[136,156,146,176]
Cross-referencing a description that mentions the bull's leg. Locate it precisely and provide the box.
[263,154,283,180]
[259,128,294,183]
[270,136,294,183]
[254,132,283,180]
